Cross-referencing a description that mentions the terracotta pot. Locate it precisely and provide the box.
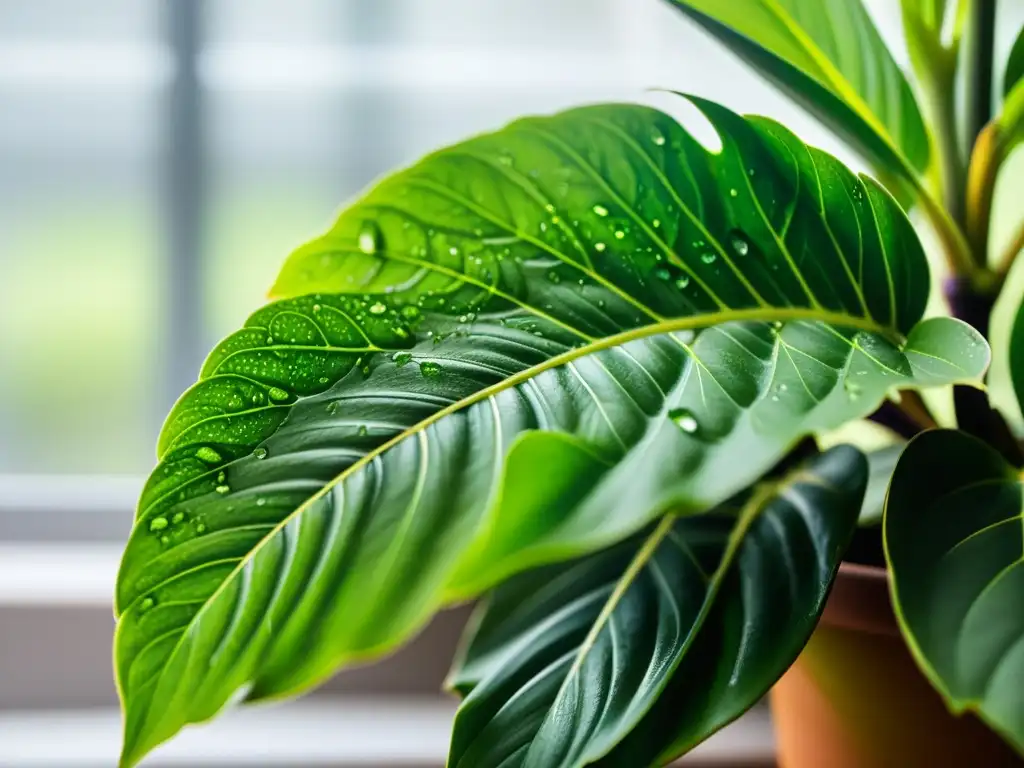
[771,562,1022,768]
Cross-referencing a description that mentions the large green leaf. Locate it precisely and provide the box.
[664,0,931,186]
[886,429,1024,756]
[115,101,988,766]
[447,446,865,767]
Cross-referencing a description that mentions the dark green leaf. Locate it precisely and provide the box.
[886,429,1024,756]
[664,0,930,186]
[447,446,865,767]
[1010,296,1024,418]
[1004,25,1024,99]
[115,101,987,766]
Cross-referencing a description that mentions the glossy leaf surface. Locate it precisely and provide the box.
[115,101,987,766]
[664,0,930,185]
[886,429,1024,755]
[448,446,865,767]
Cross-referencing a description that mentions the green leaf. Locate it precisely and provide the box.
[886,429,1024,756]
[447,446,866,767]
[1004,25,1024,99]
[115,101,988,767]
[859,442,904,525]
[663,0,931,187]
[1010,297,1024,420]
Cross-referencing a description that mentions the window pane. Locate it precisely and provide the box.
[0,3,162,475]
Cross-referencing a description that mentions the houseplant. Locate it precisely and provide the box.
[112,0,1024,766]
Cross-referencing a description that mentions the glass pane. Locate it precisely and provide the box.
[0,3,162,475]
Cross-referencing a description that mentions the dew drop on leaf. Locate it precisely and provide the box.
[392,351,413,367]
[368,302,387,315]
[729,188,738,198]
[668,408,699,434]
[358,221,380,254]
[196,523,207,534]
[652,131,666,146]
[654,267,671,281]
[595,242,606,252]
[356,425,368,437]
[253,447,268,460]
[215,484,231,495]
[160,535,170,545]
[171,512,185,525]
[593,204,609,217]
[400,305,421,320]
[675,275,690,289]
[701,252,717,264]
[195,446,221,464]
[149,517,168,532]
[419,361,443,378]
[843,378,863,400]
[139,597,154,612]
[268,386,290,402]
[730,234,749,256]
[614,230,625,240]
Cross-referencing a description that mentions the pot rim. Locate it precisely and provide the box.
[820,561,898,636]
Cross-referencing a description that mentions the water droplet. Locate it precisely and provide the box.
[668,408,699,434]
[312,304,321,313]
[593,204,609,217]
[843,378,863,400]
[392,351,413,367]
[701,252,717,264]
[253,447,268,460]
[448,246,459,256]
[326,400,340,415]
[547,270,561,284]
[652,131,666,146]
[268,387,289,402]
[729,188,738,198]
[675,275,690,289]
[614,230,625,240]
[594,242,606,252]
[140,597,154,612]
[256,497,266,506]
[368,302,387,315]
[419,361,443,378]
[160,535,170,545]
[318,376,330,385]
[196,523,207,534]
[730,234,749,256]
[195,446,221,464]
[216,484,231,494]
[652,219,661,228]
[400,305,421,320]
[654,267,671,281]
[356,425,369,437]
[252,392,264,405]
[358,221,380,255]
[171,512,185,525]
[498,153,514,167]
[149,517,168,532]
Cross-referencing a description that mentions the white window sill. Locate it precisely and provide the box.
[0,698,774,767]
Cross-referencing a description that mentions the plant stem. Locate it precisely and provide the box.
[965,121,1001,262]
[965,0,996,150]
